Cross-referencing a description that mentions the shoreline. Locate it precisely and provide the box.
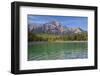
[28,41,87,45]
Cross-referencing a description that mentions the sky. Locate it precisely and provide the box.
[28,15,88,31]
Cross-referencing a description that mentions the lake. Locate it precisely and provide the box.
[28,42,88,61]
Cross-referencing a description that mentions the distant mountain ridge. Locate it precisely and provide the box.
[28,21,85,35]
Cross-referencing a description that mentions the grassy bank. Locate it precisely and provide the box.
[28,41,87,45]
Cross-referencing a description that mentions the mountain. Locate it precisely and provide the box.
[28,21,85,35]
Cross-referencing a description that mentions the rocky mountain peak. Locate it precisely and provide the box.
[50,21,60,27]
[74,28,83,33]
[28,21,84,35]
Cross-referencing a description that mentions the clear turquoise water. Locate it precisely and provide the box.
[28,42,88,61]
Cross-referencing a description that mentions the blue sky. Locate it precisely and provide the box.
[28,15,88,31]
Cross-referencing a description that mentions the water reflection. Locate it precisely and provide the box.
[28,42,88,61]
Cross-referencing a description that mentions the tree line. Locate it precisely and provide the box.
[28,32,88,42]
